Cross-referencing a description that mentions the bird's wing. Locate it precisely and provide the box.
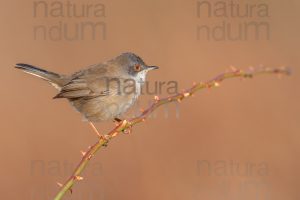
[53,76,121,100]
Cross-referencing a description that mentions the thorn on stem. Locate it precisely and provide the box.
[183,92,190,97]
[80,151,86,156]
[88,154,93,160]
[75,176,84,181]
[230,66,237,72]
[214,82,220,87]
[56,182,63,187]
[111,131,118,137]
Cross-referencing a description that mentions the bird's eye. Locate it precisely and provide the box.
[134,64,141,72]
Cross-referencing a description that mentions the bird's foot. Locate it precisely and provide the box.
[100,135,110,147]
[114,117,123,123]
[114,117,122,122]
[122,124,133,135]
[114,118,132,134]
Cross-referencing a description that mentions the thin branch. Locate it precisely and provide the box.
[53,66,290,200]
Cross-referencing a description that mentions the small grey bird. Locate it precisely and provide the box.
[15,52,159,126]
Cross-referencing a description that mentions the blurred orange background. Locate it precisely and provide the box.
[0,0,299,199]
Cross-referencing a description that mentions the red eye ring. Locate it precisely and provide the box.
[134,64,141,72]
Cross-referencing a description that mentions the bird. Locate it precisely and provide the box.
[15,52,159,136]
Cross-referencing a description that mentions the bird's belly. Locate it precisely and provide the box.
[71,93,140,122]
[102,93,138,119]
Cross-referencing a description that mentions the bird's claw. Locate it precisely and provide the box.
[100,135,110,147]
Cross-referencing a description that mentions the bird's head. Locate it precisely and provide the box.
[111,52,159,83]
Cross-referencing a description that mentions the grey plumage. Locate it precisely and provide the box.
[15,52,158,122]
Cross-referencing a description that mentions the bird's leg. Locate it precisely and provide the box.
[89,122,109,146]
[89,122,102,137]
[114,118,132,134]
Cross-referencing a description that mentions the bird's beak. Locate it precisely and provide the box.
[147,65,159,70]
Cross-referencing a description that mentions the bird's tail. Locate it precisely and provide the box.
[15,63,69,90]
